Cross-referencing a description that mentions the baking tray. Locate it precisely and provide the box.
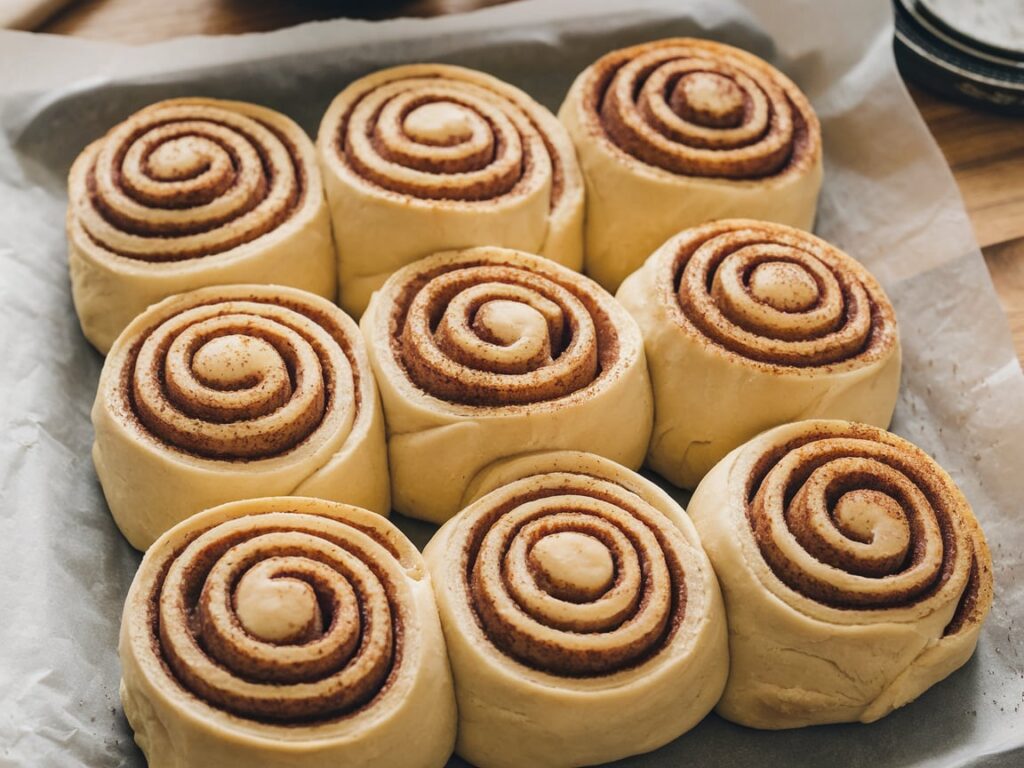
[0,1,1022,766]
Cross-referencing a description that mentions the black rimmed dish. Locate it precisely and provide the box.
[894,0,1024,114]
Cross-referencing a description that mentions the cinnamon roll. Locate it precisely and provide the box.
[93,284,388,550]
[120,496,456,768]
[425,451,727,767]
[67,98,335,354]
[360,246,653,524]
[560,38,823,291]
[689,420,993,728]
[617,219,900,490]
[317,64,584,316]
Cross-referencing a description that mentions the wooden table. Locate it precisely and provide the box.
[39,0,1024,362]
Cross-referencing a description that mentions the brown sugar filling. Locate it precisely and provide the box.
[146,513,408,725]
[389,258,620,407]
[118,291,363,462]
[85,114,306,262]
[742,425,978,613]
[458,477,689,677]
[333,71,567,209]
[668,221,898,369]
[585,40,819,180]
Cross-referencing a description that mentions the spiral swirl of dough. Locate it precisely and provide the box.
[125,293,354,460]
[687,421,993,728]
[94,284,389,551]
[362,247,651,525]
[460,471,691,675]
[386,249,624,408]
[67,98,336,355]
[119,498,457,768]
[588,38,818,180]
[424,451,726,767]
[666,220,897,368]
[743,423,986,618]
[154,509,411,720]
[324,66,572,206]
[74,99,309,262]
[128,296,353,460]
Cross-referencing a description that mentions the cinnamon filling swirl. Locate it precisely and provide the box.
[120,292,360,460]
[668,221,897,368]
[585,40,818,180]
[79,102,307,262]
[332,71,565,206]
[743,425,980,624]
[460,475,689,676]
[148,512,409,723]
[391,259,619,407]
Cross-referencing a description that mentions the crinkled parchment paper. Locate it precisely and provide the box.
[0,1,1022,765]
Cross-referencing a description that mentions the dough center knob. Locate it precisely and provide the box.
[833,489,910,559]
[672,72,745,128]
[749,262,819,311]
[235,572,322,644]
[531,532,615,601]
[474,300,549,346]
[192,334,279,389]
[404,102,475,143]
[148,137,214,180]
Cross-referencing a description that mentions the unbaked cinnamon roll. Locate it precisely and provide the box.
[360,246,653,524]
[93,284,388,549]
[617,219,900,490]
[67,98,335,354]
[120,496,456,768]
[317,64,584,316]
[425,451,727,768]
[689,420,993,728]
[560,38,823,291]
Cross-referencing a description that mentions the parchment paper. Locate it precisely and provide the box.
[0,1,1022,766]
